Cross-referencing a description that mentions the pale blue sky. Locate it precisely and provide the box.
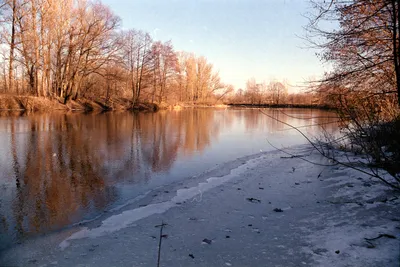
[102,0,329,92]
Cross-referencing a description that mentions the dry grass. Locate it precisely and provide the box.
[0,95,141,112]
[0,95,67,111]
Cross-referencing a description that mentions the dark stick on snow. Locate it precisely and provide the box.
[156,221,167,267]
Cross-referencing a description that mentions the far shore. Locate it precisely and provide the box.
[227,103,334,110]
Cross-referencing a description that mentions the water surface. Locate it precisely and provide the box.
[0,108,337,250]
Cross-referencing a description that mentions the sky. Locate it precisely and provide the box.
[101,0,330,93]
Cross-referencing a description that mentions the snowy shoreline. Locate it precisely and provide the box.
[1,145,399,267]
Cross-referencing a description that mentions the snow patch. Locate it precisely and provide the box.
[59,155,263,249]
[301,158,400,267]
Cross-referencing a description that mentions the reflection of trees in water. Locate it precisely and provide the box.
[232,109,286,133]
[138,109,221,171]
[2,114,117,247]
[178,109,221,156]
[0,109,222,248]
[108,109,221,179]
[233,108,338,135]
[140,112,181,172]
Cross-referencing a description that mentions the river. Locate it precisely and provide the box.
[0,108,338,251]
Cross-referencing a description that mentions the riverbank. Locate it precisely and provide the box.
[0,95,230,114]
[0,145,398,267]
[1,95,335,115]
[0,95,159,113]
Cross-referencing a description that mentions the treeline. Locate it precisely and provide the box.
[227,77,328,107]
[0,0,229,106]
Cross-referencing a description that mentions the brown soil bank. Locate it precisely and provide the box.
[0,95,158,113]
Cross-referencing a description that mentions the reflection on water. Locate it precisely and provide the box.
[0,108,337,250]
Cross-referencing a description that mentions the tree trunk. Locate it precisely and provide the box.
[8,0,16,94]
[392,0,400,105]
[31,0,40,96]
[396,0,400,105]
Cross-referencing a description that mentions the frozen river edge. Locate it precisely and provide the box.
[1,145,399,267]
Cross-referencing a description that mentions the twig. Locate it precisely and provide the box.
[280,155,305,159]
[364,233,396,241]
[259,109,324,155]
[328,200,363,206]
[156,221,167,267]
[267,139,337,167]
[278,120,342,131]
[277,109,340,120]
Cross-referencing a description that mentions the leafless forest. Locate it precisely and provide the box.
[0,0,231,106]
[0,0,332,109]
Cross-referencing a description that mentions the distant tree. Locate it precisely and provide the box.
[245,78,261,104]
[172,52,222,104]
[268,81,287,105]
[234,88,244,103]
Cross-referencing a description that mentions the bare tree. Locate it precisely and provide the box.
[150,40,177,103]
[307,0,400,104]
[268,80,287,105]
[305,0,400,189]
[122,29,152,105]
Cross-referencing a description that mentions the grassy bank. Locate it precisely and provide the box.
[2,95,333,114]
[0,95,159,114]
[0,95,232,115]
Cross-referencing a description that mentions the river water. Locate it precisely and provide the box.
[0,108,338,251]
